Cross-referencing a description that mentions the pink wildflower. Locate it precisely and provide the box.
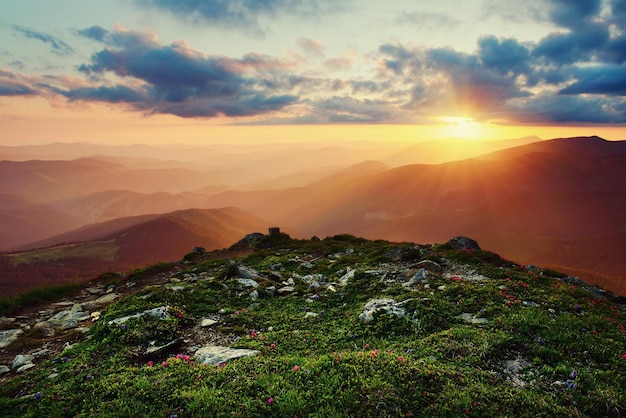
[147,361,154,367]
[622,353,626,360]
[270,343,276,349]
[397,356,405,362]
[250,331,257,338]
[267,397,274,404]
[161,361,169,367]
[293,365,300,371]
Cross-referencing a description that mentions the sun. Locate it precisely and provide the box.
[436,116,485,139]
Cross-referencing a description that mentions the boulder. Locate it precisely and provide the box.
[446,236,481,251]
[359,298,407,322]
[415,260,443,273]
[0,329,23,348]
[108,306,170,325]
[194,345,259,365]
[12,354,33,370]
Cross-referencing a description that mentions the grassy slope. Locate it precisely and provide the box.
[1,235,625,417]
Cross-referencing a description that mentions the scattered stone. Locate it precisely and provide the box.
[277,286,295,295]
[404,268,428,287]
[168,285,186,292]
[458,313,489,325]
[359,298,407,322]
[265,286,277,297]
[504,358,531,389]
[0,316,16,326]
[31,348,51,358]
[200,318,218,327]
[12,354,34,370]
[42,304,91,330]
[562,276,586,286]
[446,236,481,251]
[108,306,170,325]
[522,301,539,308]
[238,278,260,288]
[91,312,101,322]
[304,312,319,319]
[524,265,541,272]
[145,338,182,356]
[33,323,56,337]
[0,365,10,375]
[194,345,260,365]
[236,265,263,281]
[86,286,104,295]
[437,285,447,291]
[16,363,36,373]
[326,285,337,293]
[0,329,24,348]
[249,290,259,300]
[339,268,356,286]
[415,260,443,273]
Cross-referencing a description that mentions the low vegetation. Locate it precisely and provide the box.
[1,234,625,417]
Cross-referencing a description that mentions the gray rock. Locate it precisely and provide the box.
[415,260,443,273]
[265,286,277,297]
[236,265,263,281]
[0,329,23,348]
[145,338,181,356]
[458,313,489,325]
[0,365,10,375]
[339,267,356,286]
[304,312,319,319]
[43,305,91,330]
[31,348,51,358]
[238,278,260,288]
[194,345,259,365]
[359,298,407,322]
[446,236,481,251]
[302,274,326,284]
[12,354,33,370]
[33,323,55,337]
[404,268,428,287]
[108,306,170,325]
[16,363,36,373]
[277,286,295,294]
[200,318,218,327]
[249,290,259,300]
[0,316,16,326]
[562,276,586,286]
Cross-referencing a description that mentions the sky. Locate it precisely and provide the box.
[1,0,626,145]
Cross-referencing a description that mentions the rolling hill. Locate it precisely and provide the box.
[0,207,271,296]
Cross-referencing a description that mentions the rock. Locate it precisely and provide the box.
[304,312,319,319]
[194,345,259,365]
[415,260,443,273]
[359,298,407,322]
[145,338,182,356]
[0,365,10,375]
[404,268,428,287]
[277,286,295,295]
[339,267,356,286]
[446,236,481,251]
[43,305,91,330]
[200,318,218,327]
[437,285,447,291]
[458,313,489,325]
[562,276,586,286]
[12,354,33,370]
[238,278,259,288]
[524,265,541,272]
[31,348,51,358]
[0,329,23,348]
[303,274,326,284]
[0,316,16,326]
[33,323,56,337]
[522,301,539,307]
[91,312,101,322]
[265,286,277,297]
[108,306,170,325]
[82,293,119,310]
[249,290,259,300]
[504,358,531,389]
[86,286,104,295]
[230,232,265,249]
[235,264,263,282]
[17,364,36,373]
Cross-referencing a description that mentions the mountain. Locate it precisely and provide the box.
[201,136,626,295]
[1,234,625,416]
[0,207,271,296]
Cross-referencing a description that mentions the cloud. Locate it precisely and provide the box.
[547,0,602,28]
[559,65,626,96]
[297,38,325,59]
[77,25,109,42]
[396,10,462,30]
[133,0,350,34]
[0,70,38,96]
[533,22,609,65]
[69,26,298,117]
[11,25,74,55]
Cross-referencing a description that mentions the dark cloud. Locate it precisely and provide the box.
[559,65,626,96]
[533,22,609,65]
[477,36,531,76]
[69,27,297,118]
[11,25,74,55]
[134,0,349,34]
[0,70,37,96]
[77,26,109,42]
[547,0,601,28]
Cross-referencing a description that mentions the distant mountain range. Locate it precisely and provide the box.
[1,135,625,296]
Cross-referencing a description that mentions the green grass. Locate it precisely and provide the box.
[0,282,82,317]
[1,236,625,417]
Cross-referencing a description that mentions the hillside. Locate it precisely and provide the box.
[0,233,624,416]
[201,136,626,295]
[0,207,270,296]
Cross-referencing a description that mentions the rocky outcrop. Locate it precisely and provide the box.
[194,346,259,365]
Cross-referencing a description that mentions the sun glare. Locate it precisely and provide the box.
[437,116,485,139]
